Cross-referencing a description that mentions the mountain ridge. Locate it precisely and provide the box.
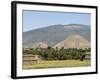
[23,24,90,48]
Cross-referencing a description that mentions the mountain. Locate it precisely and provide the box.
[23,24,90,48]
[54,34,90,49]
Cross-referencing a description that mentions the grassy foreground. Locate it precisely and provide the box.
[22,60,91,69]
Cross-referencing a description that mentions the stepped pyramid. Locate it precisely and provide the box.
[31,42,48,48]
[54,34,90,49]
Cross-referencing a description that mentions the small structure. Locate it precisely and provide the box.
[23,54,41,65]
[85,52,91,60]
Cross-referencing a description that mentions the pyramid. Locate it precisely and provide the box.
[54,34,90,49]
[31,42,48,48]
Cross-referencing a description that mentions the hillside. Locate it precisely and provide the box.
[23,24,90,48]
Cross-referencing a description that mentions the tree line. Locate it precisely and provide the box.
[23,47,91,60]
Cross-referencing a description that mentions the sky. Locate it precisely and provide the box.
[23,10,91,32]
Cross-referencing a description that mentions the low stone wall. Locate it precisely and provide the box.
[85,53,91,60]
[23,54,40,65]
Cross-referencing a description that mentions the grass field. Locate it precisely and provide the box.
[22,60,91,69]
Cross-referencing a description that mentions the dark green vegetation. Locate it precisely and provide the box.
[23,47,91,69]
[23,47,90,60]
